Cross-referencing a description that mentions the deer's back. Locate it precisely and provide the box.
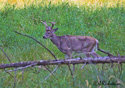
[59,35,97,52]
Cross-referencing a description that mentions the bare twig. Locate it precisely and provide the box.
[68,64,73,76]
[73,64,75,85]
[68,64,75,85]
[120,63,122,73]
[44,66,58,80]
[73,64,75,76]
[118,62,122,77]
[0,47,11,63]
[13,68,17,88]
[7,63,37,72]
[67,64,75,85]
[22,69,24,84]
[81,61,86,69]
[4,69,14,77]
[14,31,57,60]
[41,64,60,83]
[97,43,114,56]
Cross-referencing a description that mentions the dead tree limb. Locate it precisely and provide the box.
[44,66,58,80]
[0,56,125,69]
[41,64,60,83]
[4,69,14,77]
[67,64,73,78]
[81,62,86,69]
[0,47,13,77]
[0,47,11,63]
[14,31,57,60]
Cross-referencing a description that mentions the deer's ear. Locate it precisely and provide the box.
[53,28,58,32]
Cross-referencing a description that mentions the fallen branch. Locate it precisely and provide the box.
[0,56,125,69]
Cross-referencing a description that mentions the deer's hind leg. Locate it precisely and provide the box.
[85,53,91,57]
[82,46,99,58]
[86,42,99,58]
[83,52,99,58]
[90,52,99,58]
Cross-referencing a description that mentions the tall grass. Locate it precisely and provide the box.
[0,0,125,88]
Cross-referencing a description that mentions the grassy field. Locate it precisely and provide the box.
[0,0,125,88]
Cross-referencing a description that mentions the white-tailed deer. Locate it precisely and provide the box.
[41,21,113,59]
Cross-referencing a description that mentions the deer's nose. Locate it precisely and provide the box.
[43,36,47,39]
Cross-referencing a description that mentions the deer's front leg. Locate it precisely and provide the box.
[65,54,69,59]
[65,54,72,59]
[65,48,72,59]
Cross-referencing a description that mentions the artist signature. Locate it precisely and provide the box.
[93,80,120,86]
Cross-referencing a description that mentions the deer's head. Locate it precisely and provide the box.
[41,21,58,39]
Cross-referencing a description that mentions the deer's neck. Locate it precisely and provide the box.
[50,34,60,47]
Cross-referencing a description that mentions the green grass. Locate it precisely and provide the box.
[0,0,125,88]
